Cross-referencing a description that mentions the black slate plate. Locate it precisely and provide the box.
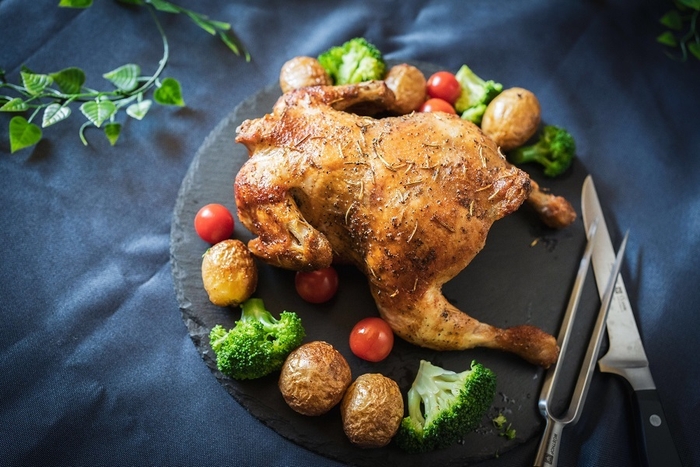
[170,62,596,466]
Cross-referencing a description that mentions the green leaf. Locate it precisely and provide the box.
[660,10,683,30]
[185,12,217,35]
[9,116,42,153]
[50,67,86,94]
[42,103,72,127]
[147,0,181,14]
[20,70,54,96]
[154,78,185,106]
[80,100,117,127]
[58,0,93,7]
[677,0,700,10]
[103,64,141,92]
[104,122,122,146]
[0,97,29,112]
[117,0,143,4]
[126,99,152,120]
[218,30,249,60]
[688,42,700,60]
[657,31,678,47]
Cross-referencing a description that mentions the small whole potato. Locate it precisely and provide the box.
[481,87,541,152]
[341,373,404,448]
[201,239,257,307]
[384,63,427,115]
[278,341,352,416]
[279,56,332,94]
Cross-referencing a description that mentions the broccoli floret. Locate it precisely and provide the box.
[508,125,576,177]
[209,298,305,380]
[318,37,386,85]
[453,64,503,125]
[396,360,497,453]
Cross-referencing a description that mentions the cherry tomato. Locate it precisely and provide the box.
[349,317,394,362]
[295,266,339,304]
[419,97,456,114]
[194,203,234,244]
[426,71,461,104]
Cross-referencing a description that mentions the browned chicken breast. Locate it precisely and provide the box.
[235,81,559,367]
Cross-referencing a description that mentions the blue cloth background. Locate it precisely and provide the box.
[1,1,697,466]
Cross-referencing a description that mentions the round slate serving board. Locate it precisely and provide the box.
[170,62,596,466]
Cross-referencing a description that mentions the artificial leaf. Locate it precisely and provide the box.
[58,0,93,7]
[153,78,185,106]
[126,99,152,120]
[103,64,141,92]
[9,116,42,153]
[104,122,122,146]
[80,100,117,127]
[0,98,29,112]
[42,103,71,127]
[657,31,678,47]
[20,70,54,96]
[688,42,700,60]
[660,10,683,30]
[50,67,86,94]
[147,0,180,14]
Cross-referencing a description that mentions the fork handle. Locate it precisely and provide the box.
[533,418,564,467]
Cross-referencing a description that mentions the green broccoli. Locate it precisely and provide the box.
[508,125,576,177]
[209,298,305,380]
[317,37,386,85]
[453,64,503,125]
[395,360,497,453]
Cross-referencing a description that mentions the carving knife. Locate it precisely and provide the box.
[581,175,682,467]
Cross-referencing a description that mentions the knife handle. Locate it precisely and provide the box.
[633,389,683,467]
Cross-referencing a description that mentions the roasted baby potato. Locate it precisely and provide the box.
[384,63,427,115]
[340,373,403,448]
[481,87,541,152]
[279,56,332,94]
[201,239,257,307]
[278,341,352,416]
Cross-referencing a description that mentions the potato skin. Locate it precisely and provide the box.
[278,341,352,416]
[481,87,541,152]
[384,63,427,115]
[201,239,257,307]
[279,56,332,94]
[340,373,404,448]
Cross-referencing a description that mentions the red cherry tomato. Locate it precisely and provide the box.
[194,203,234,244]
[426,71,461,104]
[419,98,456,114]
[349,317,394,362]
[295,266,339,304]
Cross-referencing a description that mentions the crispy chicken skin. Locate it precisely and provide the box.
[235,81,559,367]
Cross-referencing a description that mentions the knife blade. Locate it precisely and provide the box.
[581,175,682,467]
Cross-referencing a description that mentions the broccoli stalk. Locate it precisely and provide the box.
[318,37,386,85]
[453,64,503,125]
[396,360,497,453]
[508,125,576,177]
[209,298,305,380]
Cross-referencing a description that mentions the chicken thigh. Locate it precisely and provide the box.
[235,81,559,367]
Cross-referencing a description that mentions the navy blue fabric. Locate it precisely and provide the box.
[1,1,698,466]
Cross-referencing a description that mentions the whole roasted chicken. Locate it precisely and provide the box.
[235,81,559,367]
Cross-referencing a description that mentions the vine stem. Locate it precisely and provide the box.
[131,5,169,96]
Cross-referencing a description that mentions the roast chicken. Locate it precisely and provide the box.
[234,81,559,367]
